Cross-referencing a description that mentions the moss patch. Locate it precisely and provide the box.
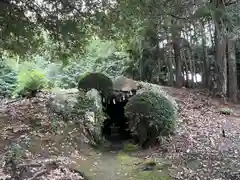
[123,142,139,152]
[117,152,172,180]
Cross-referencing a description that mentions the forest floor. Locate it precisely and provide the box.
[1,86,240,179]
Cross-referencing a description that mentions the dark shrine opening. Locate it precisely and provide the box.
[101,91,136,143]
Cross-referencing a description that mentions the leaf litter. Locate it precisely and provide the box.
[155,86,240,180]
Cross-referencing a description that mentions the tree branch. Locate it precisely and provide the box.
[168,13,188,20]
[225,0,238,6]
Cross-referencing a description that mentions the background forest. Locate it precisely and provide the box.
[0,0,240,101]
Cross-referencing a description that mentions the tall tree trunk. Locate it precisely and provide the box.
[170,19,183,87]
[191,24,197,88]
[213,0,227,97]
[166,49,174,86]
[173,41,183,87]
[183,31,192,88]
[215,25,227,96]
[163,39,174,86]
[140,21,159,82]
[208,21,215,47]
[227,38,238,103]
[200,22,209,88]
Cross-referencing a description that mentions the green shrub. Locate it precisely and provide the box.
[219,107,233,115]
[13,69,49,97]
[78,72,113,97]
[0,59,17,97]
[125,88,177,148]
[137,81,178,110]
[0,72,17,97]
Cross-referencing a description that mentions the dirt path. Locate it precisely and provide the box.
[72,149,171,180]
[92,153,124,180]
[72,151,128,180]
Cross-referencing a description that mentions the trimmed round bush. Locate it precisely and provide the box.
[125,88,177,148]
[78,72,113,97]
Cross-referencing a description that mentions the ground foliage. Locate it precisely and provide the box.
[1,86,240,179]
